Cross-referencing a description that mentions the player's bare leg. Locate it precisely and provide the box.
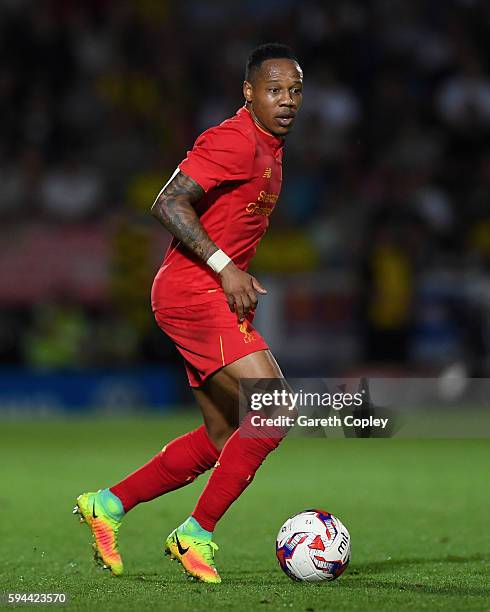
[165,349,291,583]
[192,348,284,444]
[192,386,238,452]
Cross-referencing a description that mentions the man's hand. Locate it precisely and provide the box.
[219,262,267,321]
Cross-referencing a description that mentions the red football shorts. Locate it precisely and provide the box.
[154,299,269,388]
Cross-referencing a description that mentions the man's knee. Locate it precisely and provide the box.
[206,424,235,452]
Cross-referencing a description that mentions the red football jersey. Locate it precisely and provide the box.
[151,106,284,309]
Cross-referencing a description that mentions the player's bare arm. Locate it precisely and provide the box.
[150,171,213,260]
[151,171,266,320]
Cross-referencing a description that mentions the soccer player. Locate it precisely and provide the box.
[74,43,303,584]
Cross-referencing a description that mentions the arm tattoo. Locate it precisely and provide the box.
[150,171,219,262]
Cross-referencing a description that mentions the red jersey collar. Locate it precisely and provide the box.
[238,106,284,152]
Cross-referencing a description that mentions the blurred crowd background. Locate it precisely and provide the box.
[1,0,489,408]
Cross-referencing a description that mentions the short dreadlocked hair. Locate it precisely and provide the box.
[245,43,298,82]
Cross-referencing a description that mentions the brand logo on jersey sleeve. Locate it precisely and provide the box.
[263,167,272,179]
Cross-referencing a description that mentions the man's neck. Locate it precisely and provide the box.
[245,103,283,140]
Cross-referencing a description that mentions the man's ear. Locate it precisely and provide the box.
[243,80,253,103]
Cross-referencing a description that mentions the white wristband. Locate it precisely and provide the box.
[207,249,231,274]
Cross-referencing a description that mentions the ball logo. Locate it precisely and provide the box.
[337,531,349,555]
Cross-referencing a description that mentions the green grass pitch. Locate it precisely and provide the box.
[1,413,489,610]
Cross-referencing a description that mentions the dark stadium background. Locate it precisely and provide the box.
[0,0,489,408]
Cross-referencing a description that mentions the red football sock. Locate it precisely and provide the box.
[110,425,219,512]
[191,415,285,532]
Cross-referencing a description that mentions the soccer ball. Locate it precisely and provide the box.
[276,509,351,582]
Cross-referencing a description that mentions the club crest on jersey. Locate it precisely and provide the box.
[263,167,272,179]
[239,321,256,343]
